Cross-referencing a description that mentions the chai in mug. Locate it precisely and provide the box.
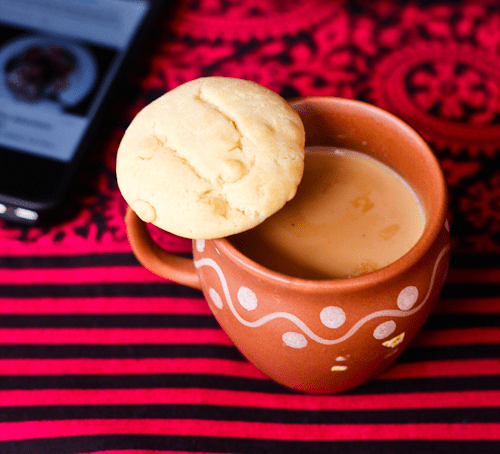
[230,146,425,279]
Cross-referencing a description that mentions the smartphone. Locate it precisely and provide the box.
[0,0,164,224]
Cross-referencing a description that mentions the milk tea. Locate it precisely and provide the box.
[230,147,425,279]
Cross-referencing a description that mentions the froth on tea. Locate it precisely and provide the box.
[230,147,425,279]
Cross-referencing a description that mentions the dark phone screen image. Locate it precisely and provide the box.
[0,24,116,117]
[0,0,149,163]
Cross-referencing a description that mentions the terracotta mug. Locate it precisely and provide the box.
[125,97,450,394]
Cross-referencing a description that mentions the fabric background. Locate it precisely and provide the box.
[0,1,499,453]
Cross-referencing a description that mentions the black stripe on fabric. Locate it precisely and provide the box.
[0,250,493,270]
[352,375,500,395]
[0,311,497,330]
[0,436,499,454]
[1,308,495,335]
[0,252,192,268]
[0,252,139,268]
[0,342,496,361]
[0,280,498,300]
[440,283,500,298]
[0,373,498,394]
[0,283,204,298]
[0,343,245,360]
[1,404,499,424]
[0,314,217,328]
[0,249,489,270]
[422,313,500,330]
[399,343,500,362]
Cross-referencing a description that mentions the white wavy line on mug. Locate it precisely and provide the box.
[194,245,449,346]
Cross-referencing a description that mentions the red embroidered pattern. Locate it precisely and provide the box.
[1,0,499,255]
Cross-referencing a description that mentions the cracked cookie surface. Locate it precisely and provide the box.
[116,77,305,239]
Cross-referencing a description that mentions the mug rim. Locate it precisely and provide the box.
[209,96,448,291]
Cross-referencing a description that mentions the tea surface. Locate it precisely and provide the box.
[230,147,425,279]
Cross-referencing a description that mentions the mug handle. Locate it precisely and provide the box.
[125,206,202,290]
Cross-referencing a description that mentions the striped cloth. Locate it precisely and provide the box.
[1,0,499,452]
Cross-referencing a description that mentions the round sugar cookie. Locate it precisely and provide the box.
[116,77,305,239]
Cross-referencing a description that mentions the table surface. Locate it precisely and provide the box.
[1,1,499,453]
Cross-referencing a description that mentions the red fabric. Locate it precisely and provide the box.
[0,0,499,452]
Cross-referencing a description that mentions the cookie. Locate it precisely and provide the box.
[116,77,305,239]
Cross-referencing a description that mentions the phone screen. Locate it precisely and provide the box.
[0,0,150,163]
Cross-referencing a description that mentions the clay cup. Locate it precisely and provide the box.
[125,97,450,394]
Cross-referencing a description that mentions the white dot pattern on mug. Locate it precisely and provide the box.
[283,332,308,349]
[237,286,258,311]
[195,239,205,252]
[209,288,223,309]
[373,320,397,339]
[397,286,419,310]
[320,306,346,329]
[194,245,449,355]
